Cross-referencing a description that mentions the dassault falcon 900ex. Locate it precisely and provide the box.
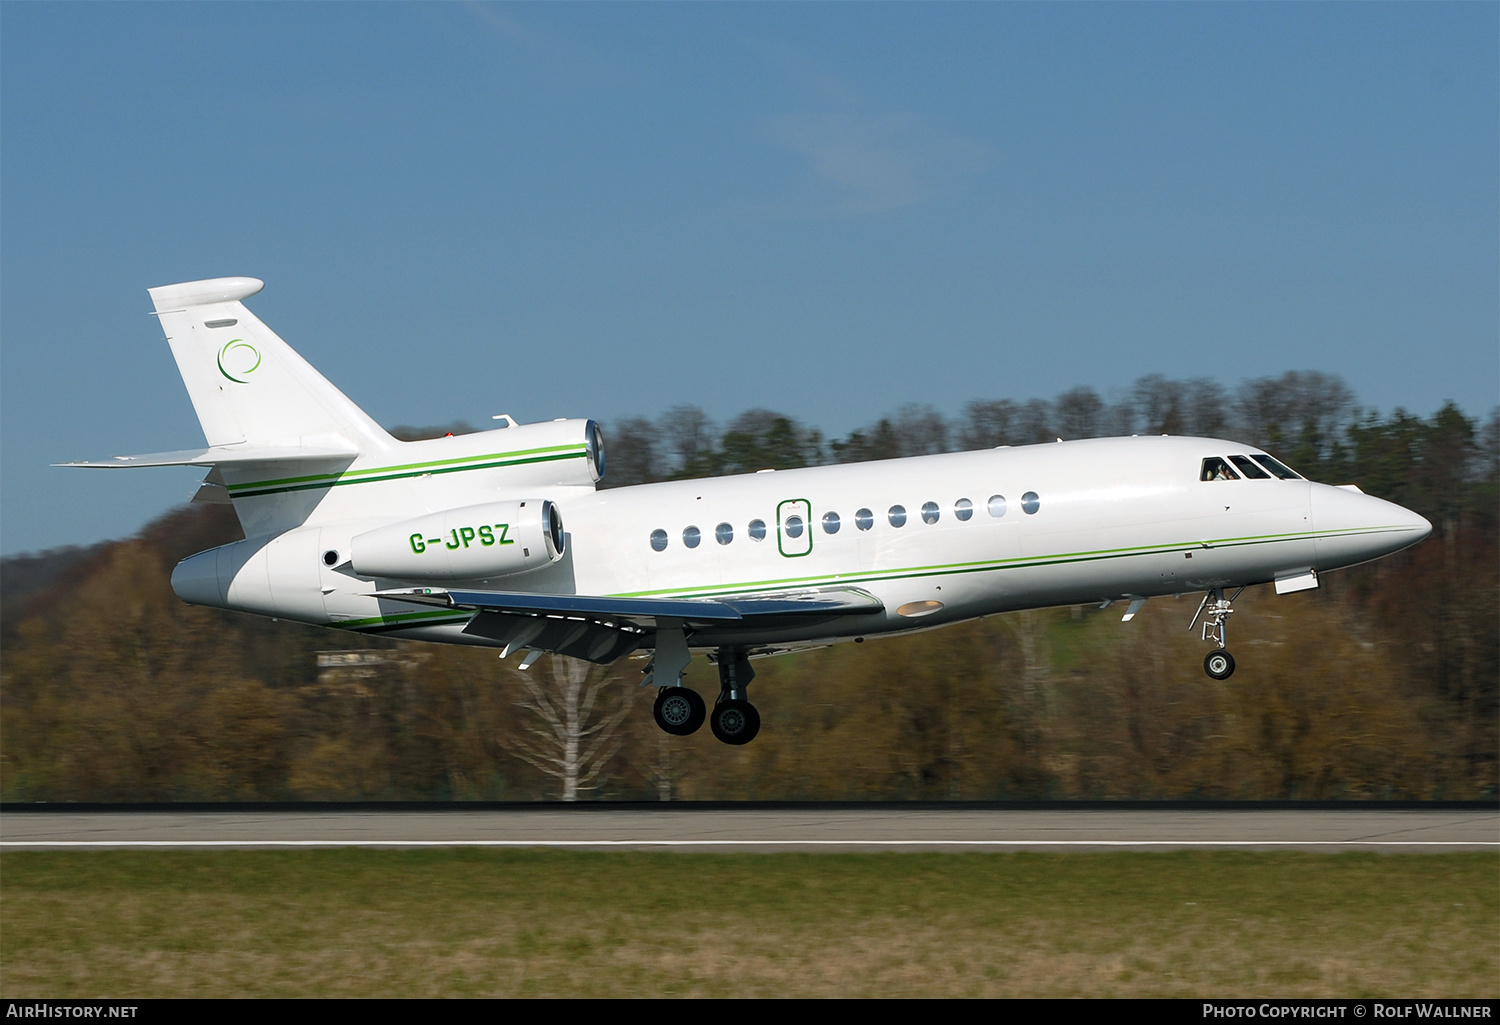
[68,277,1432,745]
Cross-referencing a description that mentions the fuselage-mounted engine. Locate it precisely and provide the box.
[349,499,564,582]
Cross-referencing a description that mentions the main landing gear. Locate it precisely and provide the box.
[645,624,704,734]
[708,649,760,746]
[645,632,762,745]
[1190,586,1244,680]
[653,685,705,736]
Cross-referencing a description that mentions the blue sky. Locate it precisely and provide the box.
[3,2,1495,556]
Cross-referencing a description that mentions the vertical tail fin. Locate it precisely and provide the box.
[148,277,393,453]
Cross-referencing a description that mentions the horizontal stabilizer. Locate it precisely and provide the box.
[60,442,359,469]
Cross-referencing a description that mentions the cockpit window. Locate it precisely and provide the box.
[1229,455,1271,479]
[1252,453,1303,480]
[1200,457,1240,481]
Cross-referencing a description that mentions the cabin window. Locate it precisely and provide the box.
[888,505,907,528]
[784,515,805,539]
[822,511,841,534]
[1022,492,1040,515]
[683,525,701,549]
[715,522,734,545]
[955,498,973,521]
[1229,455,1271,479]
[1252,453,1303,480]
[1200,457,1239,481]
[921,501,940,524]
[855,508,874,531]
[650,529,668,552]
[749,519,768,541]
[987,495,1007,518]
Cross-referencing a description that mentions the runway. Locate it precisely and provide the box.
[2,805,1495,851]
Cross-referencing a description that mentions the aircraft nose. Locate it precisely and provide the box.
[1310,484,1432,570]
[1402,505,1434,541]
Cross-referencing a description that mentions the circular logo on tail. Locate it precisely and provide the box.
[217,339,262,384]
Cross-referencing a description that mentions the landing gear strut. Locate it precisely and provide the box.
[1190,586,1243,680]
[709,648,760,745]
[647,623,705,736]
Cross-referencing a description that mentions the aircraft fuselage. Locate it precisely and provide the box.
[172,433,1428,651]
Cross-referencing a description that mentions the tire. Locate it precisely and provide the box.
[709,699,761,745]
[1204,649,1236,680]
[653,687,705,736]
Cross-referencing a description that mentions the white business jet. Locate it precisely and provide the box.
[68,277,1432,745]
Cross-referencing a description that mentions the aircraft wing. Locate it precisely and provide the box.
[372,585,885,625]
[368,585,885,664]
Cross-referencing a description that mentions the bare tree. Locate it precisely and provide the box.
[510,657,632,801]
[1054,387,1105,440]
[831,418,902,462]
[1182,378,1230,438]
[892,403,950,455]
[1014,398,1054,446]
[647,729,688,802]
[660,405,716,477]
[957,399,1017,449]
[1233,371,1354,460]
[1133,374,1187,435]
[1099,394,1138,438]
[600,416,661,488]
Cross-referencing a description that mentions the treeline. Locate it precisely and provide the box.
[2,374,1495,801]
[599,371,1465,488]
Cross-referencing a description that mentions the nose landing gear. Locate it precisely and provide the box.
[1191,586,1244,680]
[1203,648,1236,680]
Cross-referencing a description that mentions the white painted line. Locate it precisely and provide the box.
[2,840,1495,849]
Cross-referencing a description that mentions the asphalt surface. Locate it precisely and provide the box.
[2,806,1495,851]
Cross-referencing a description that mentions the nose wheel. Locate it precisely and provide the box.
[1204,649,1236,680]
[1190,586,1244,680]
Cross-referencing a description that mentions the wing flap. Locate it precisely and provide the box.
[721,588,884,616]
[460,612,646,665]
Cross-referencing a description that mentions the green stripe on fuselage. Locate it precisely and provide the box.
[609,524,1413,600]
[341,523,1415,632]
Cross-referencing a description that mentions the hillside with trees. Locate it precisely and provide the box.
[3,372,1494,801]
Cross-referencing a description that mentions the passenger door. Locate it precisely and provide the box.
[777,498,812,558]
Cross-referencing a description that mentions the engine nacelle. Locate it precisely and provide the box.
[350,499,564,582]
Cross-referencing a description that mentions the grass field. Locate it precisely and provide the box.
[2,850,1495,997]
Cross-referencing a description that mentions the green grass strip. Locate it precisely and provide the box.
[2,849,1493,998]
